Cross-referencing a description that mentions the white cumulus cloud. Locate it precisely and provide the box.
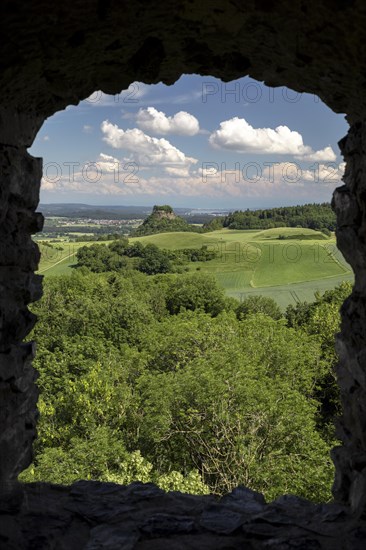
[101,120,197,171]
[164,166,191,177]
[136,107,200,136]
[209,117,336,162]
[296,146,336,162]
[301,162,345,182]
[41,157,344,203]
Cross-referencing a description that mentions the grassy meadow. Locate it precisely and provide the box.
[37,240,111,275]
[37,227,353,308]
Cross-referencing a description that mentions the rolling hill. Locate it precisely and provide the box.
[37,227,353,308]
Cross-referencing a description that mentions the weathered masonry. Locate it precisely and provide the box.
[2,1,366,547]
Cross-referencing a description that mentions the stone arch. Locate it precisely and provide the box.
[1,0,366,523]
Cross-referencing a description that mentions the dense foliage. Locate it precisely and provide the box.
[76,240,217,275]
[285,281,352,437]
[235,295,283,320]
[20,265,350,502]
[203,203,336,233]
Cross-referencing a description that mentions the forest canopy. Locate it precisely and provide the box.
[203,203,336,233]
[21,265,350,502]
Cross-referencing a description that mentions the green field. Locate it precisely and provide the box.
[37,227,353,308]
[37,241,111,276]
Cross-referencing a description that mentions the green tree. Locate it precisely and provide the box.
[236,295,282,320]
[165,272,227,316]
[76,243,127,272]
[137,244,173,274]
[136,313,332,501]
[133,312,332,501]
[108,237,129,255]
[20,426,209,495]
[286,282,352,441]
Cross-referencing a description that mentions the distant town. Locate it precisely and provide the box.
[35,204,233,240]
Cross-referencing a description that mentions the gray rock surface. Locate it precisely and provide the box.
[0,482,362,549]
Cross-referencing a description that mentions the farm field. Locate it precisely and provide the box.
[37,227,353,308]
[37,241,111,275]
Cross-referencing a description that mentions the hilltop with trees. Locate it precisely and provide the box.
[203,203,335,234]
[133,205,203,236]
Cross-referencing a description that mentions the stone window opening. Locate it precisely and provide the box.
[1,2,366,546]
[21,77,350,503]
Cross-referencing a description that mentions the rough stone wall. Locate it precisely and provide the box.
[3,481,362,549]
[0,111,44,507]
[2,0,366,123]
[332,123,366,515]
[1,0,366,522]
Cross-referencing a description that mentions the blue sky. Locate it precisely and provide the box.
[31,75,349,209]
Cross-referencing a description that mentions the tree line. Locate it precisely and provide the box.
[76,239,217,275]
[203,203,336,233]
